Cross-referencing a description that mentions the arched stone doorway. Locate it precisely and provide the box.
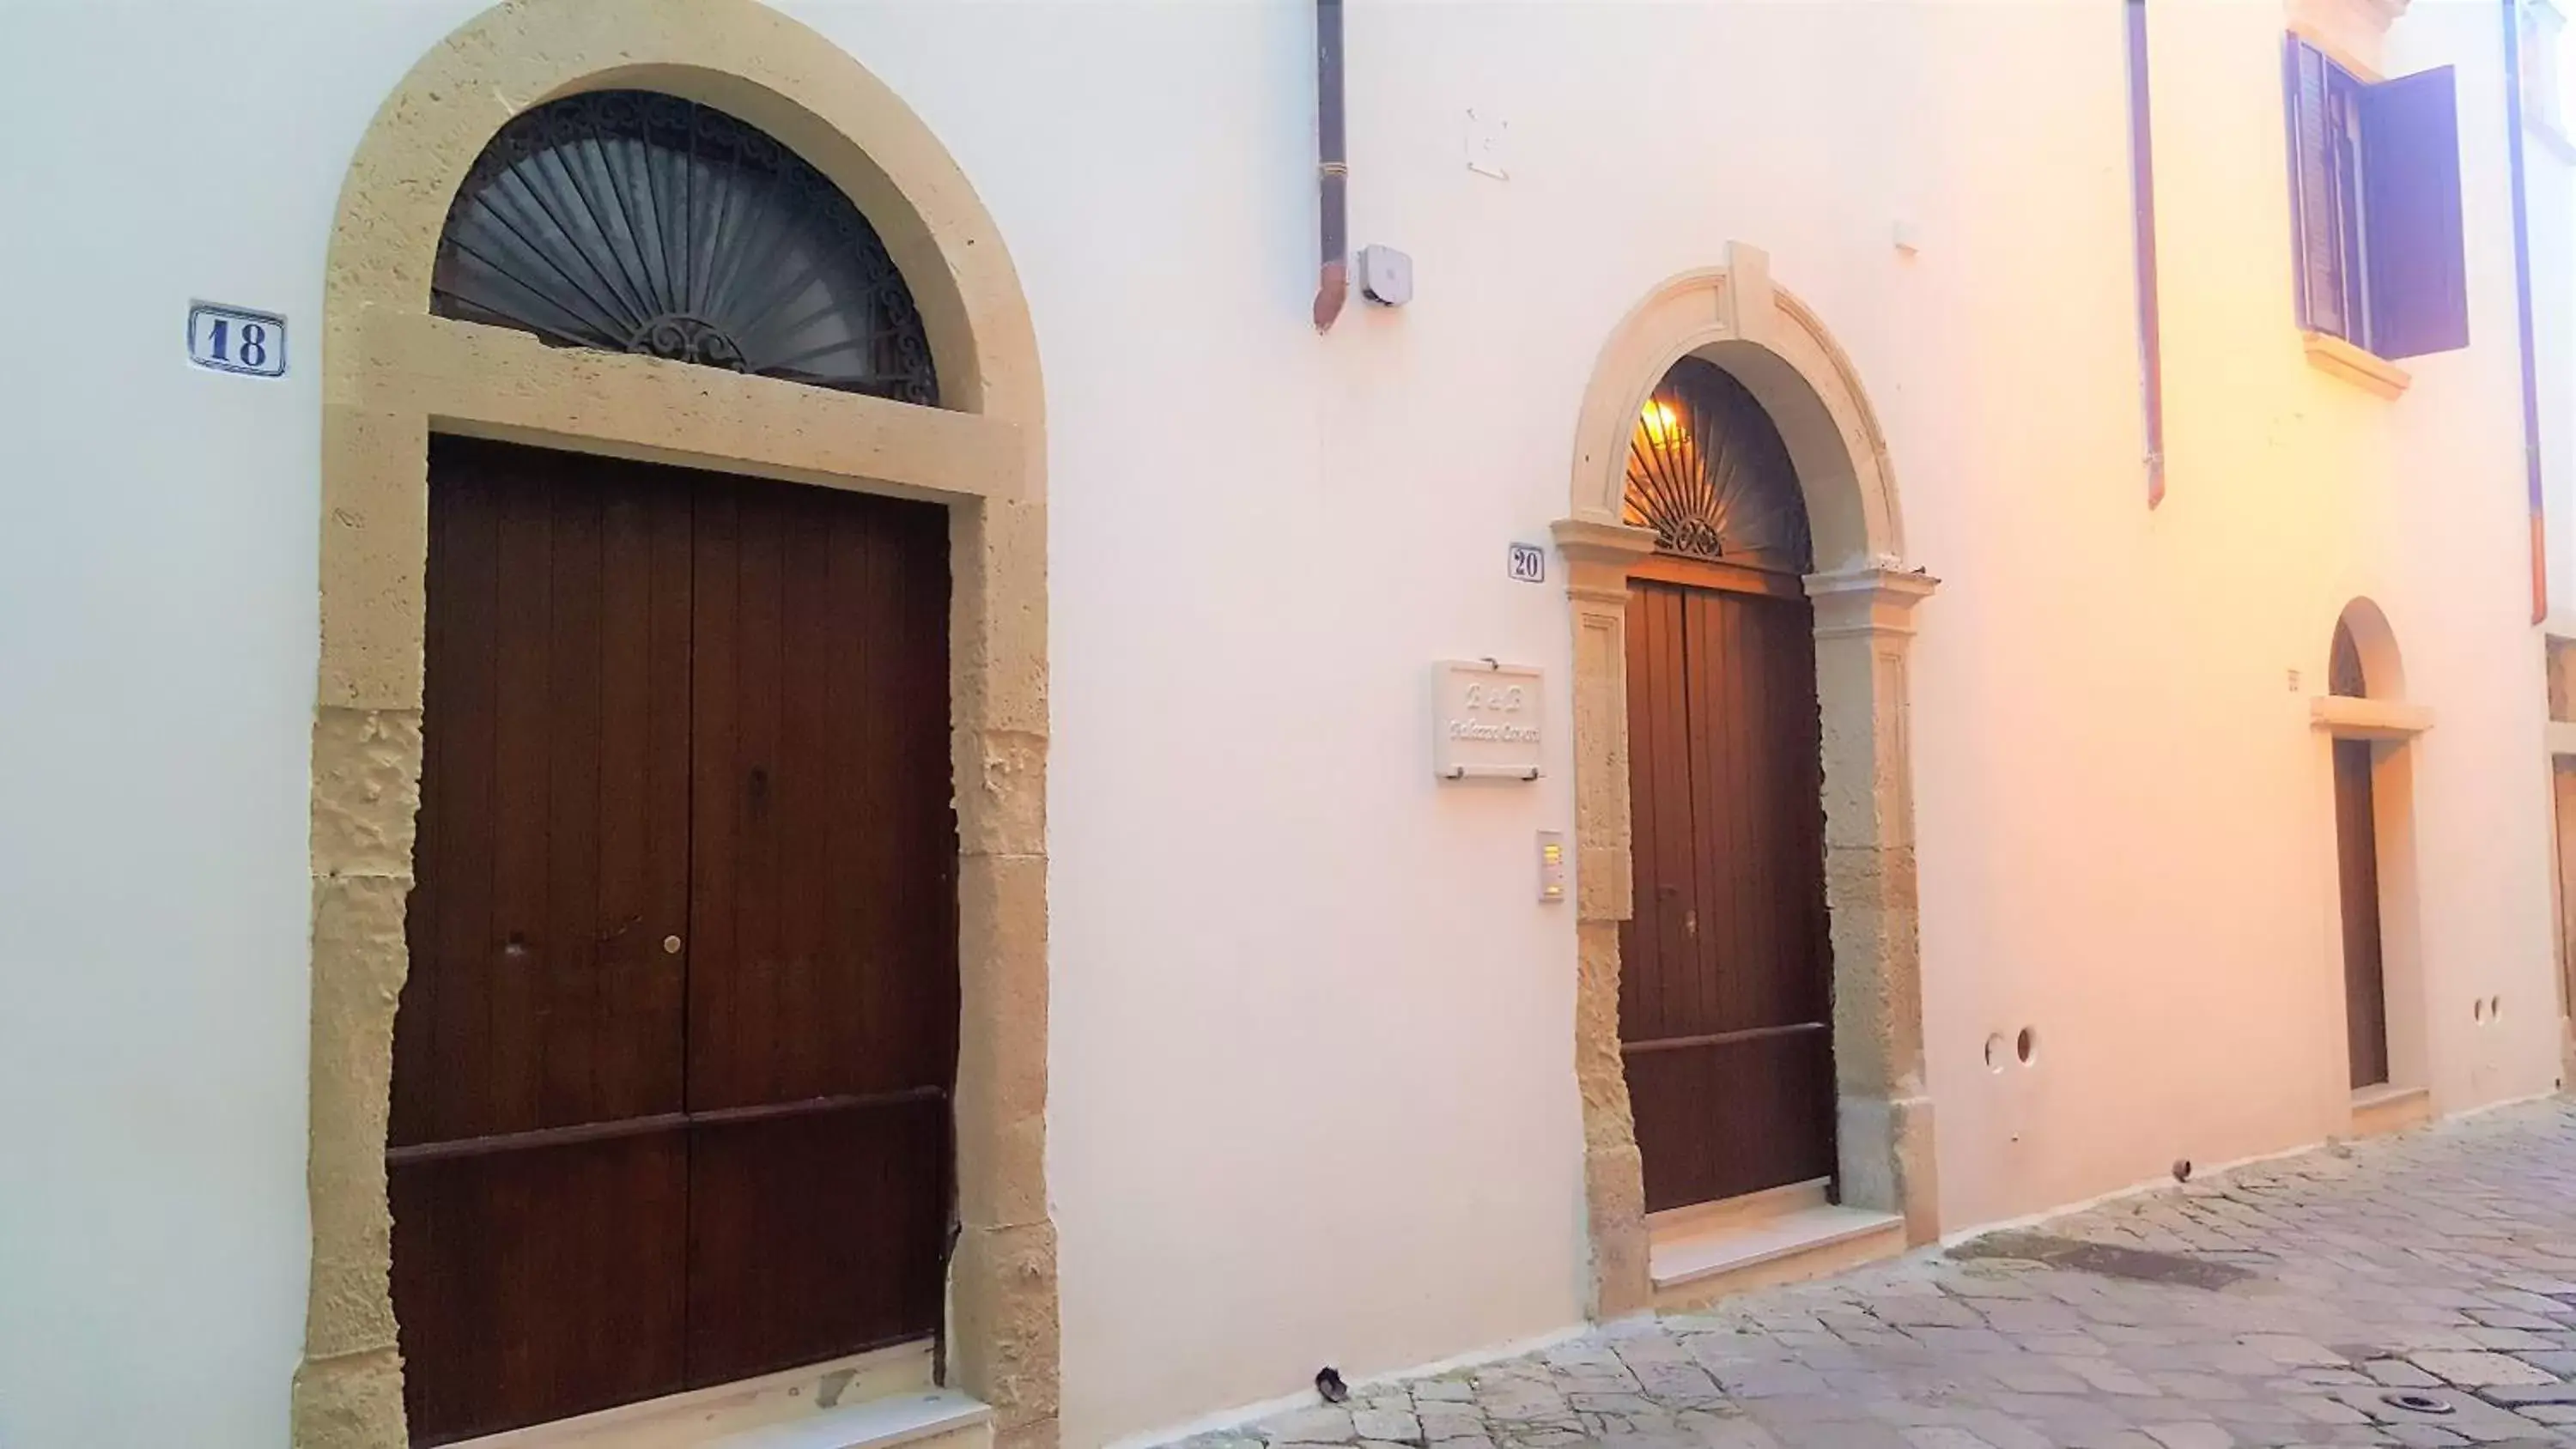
[2312,599,2431,1135]
[1553,247,1936,1318]
[295,4,1054,1446]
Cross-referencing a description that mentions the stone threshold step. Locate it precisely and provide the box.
[2351,1082,2431,1140]
[708,1391,989,1449]
[453,1339,988,1449]
[1650,1200,1907,1309]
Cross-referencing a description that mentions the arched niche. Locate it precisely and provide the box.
[2331,597,2409,701]
[2312,597,2431,1135]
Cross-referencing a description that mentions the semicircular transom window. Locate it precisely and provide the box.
[433,90,939,404]
[1623,356,1813,573]
[2330,619,2369,698]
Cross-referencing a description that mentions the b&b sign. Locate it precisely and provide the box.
[1432,659,1544,781]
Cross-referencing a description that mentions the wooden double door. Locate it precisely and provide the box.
[1619,564,1835,1213]
[392,438,958,1445]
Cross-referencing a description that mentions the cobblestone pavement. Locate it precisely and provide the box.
[1199,1098,2576,1449]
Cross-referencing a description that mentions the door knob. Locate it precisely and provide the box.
[662,935,683,955]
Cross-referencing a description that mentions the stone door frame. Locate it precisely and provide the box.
[1554,247,1939,1318]
[2315,597,2433,1125]
[294,3,1057,1446]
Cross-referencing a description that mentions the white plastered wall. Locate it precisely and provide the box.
[0,3,2563,1448]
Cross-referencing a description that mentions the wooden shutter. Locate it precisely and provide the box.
[2360,65,2470,359]
[2286,37,2346,336]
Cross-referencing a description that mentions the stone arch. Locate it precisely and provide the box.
[1552,247,1936,1318]
[2331,596,2409,701]
[297,3,1054,1446]
[1565,256,1904,573]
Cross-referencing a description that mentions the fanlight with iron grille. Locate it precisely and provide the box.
[2330,619,2369,698]
[1623,357,1812,572]
[433,91,939,404]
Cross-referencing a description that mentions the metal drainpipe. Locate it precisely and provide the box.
[2507,0,2549,623]
[2125,0,2167,508]
[1311,0,1349,332]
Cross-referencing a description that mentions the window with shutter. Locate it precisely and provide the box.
[2282,36,2470,364]
[2287,40,2354,338]
[2361,68,2470,358]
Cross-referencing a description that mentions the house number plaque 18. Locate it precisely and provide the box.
[188,302,288,378]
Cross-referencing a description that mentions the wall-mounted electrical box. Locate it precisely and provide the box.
[1359,246,1413,306]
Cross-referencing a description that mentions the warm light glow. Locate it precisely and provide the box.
[1638,397,1685,446]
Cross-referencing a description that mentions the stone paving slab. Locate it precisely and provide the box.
[1188,1099,2576,1449]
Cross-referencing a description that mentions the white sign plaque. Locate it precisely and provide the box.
[1433,659,1544,780]
[1508,543,1546,583]
[188,302,287,378]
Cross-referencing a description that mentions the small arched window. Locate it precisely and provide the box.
[1623,357,1813,573]
[2330,618,2369,698]
[432,91,938,404]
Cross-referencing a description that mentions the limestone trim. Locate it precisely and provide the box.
[2303,330,2412,399]
[2310,695,2435,738]
[1556,252,1939,1323]
[299,5,1056,1449]
[2288,0,2405,77]
[349,311,1030,506]
[2348,1082,2433,1139]
[1569,244,1905,576]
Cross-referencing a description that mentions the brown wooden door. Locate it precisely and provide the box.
[2335,737,2390,1089]
[2555,762,2576,1028]
[392,437,955,1446]
[1619,567,1834,1213]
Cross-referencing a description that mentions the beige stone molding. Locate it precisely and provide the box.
[2288,0,2405,77]
[2302,330,2411,400]
[2311,695,2435,738]
[1552,519,1656,931]
[1557,256,1939,1322]
[298,4,1058,1448]
[1567,246,1905,574]
[2545,721,2576,757]
[347,310,1030,505]
[1809,567,1941,640]
[1553,518,1657,598]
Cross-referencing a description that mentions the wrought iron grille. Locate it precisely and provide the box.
[1623,357,1812,571]
[433,91,939,404]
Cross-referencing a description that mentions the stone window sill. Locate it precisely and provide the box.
[2303,330,2411,399]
